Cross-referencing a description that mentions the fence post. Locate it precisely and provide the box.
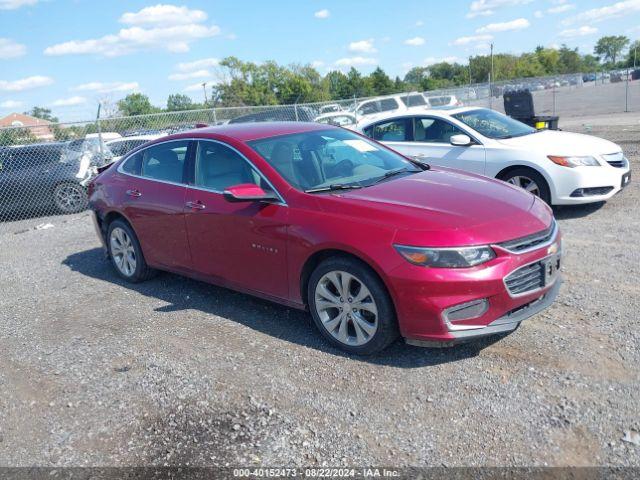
[294,103,299,122]
[625,67,630,113]
[213,107,217,124]
[96,104,104,160]
[552,78,557,116]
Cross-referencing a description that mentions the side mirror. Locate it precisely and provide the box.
[223,183,279,203]
[450,134,473,147]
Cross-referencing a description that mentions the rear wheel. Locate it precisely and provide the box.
[500,168,551,205]
[107,219,156,282]
[308,257,398,355]
[53,182,88,214]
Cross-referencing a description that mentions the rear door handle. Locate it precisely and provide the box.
[126,189,142,197]
[186,201,206,210]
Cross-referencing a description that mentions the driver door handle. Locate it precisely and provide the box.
[126,189,142,197]
[186,201,206,210]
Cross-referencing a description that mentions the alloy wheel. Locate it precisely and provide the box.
[506,175,541,197]
[110,227,137,277]
[53,183,86,213]
[314,270,378,346]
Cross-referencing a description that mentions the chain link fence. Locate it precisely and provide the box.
[0,68,638,227]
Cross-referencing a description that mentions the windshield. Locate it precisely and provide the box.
[452,108,536,139]
[248,128,420,192]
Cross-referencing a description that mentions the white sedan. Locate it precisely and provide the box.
[357,107,631,205]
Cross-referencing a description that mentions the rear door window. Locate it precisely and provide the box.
[137,141,190,183]
[368,118,411,142]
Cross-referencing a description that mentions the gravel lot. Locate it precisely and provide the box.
[1,114,639,468]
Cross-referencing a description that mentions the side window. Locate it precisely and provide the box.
[400,95,427,107]
[413,117,465,143]
[121,151,142,175]
[108,141,127,157]
[370,119,410,142]
[194,141,264,192]
[140,141,189,183]
[379,98,399,112]
[358,101,379,116]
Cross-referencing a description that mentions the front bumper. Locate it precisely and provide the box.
[552,163,631,205]
[389,228,562,345]
[406,279,561,347]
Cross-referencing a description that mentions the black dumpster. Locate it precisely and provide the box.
[503,89,559,130]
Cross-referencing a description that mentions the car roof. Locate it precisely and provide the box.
[168,121,337,142]
[107,134,160,142]
[356,106,482,128]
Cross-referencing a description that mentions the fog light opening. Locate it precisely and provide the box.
[443,299,489,324]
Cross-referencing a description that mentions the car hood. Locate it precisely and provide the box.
[317,168,553,247]
[496,130,621,156]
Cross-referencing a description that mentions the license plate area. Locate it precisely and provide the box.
[542,254,561,286]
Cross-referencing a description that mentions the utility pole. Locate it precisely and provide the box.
[468,57,472,103]
[489,43,494,109]
[201,82,208,104]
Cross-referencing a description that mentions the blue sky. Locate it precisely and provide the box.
[1,0,639,121]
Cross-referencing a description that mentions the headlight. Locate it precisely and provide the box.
[548,155,600,167]
[394,244,496,268]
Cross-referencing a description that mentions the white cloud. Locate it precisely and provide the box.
[0,75,53,92]
[168,69,211,81]
[73,81,139,93]
[314,9,330,19]
[558,25,598,38]
[44,4,221,57]
[451,34,493,46]
[467,0,532,18]
[424,56,461,66]
[477,18,530,33]
[562,0,640,25]
[0,38,26,59]
[120,4,207,26]
[404,37,425,46]
[348,39,376,53]
[176,57,219,72]
[415,20,424,27]
[548,3,575,14]
[0,0,37,10]
[51,96,87,107]
[534,10,544,18]
[335,56,377,67]
[311,60,325,68]
[0,100,23,108]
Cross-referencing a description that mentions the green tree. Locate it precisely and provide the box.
[25,106,58,123]
[367,67,394,95]
[166,93,195,111]
[557,45,582,73]
[625,40,640,68]
[594,35,630,66]
[117,93,157,116]
[0,127,37,146]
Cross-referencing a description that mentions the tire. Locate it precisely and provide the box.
[52,182,88,214]
[308,256,398,355]
[106,219,156,283]
[499,167,551,205]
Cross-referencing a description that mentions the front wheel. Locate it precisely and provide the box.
[308,257,398,355]
[500,168,551,205]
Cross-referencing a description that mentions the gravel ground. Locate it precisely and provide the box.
[1,115,639,468]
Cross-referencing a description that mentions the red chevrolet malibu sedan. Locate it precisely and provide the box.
[88,122,561,354]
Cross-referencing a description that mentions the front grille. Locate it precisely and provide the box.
[497,220,556,253]
[505,261,545,295]
[603,152,626,168]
